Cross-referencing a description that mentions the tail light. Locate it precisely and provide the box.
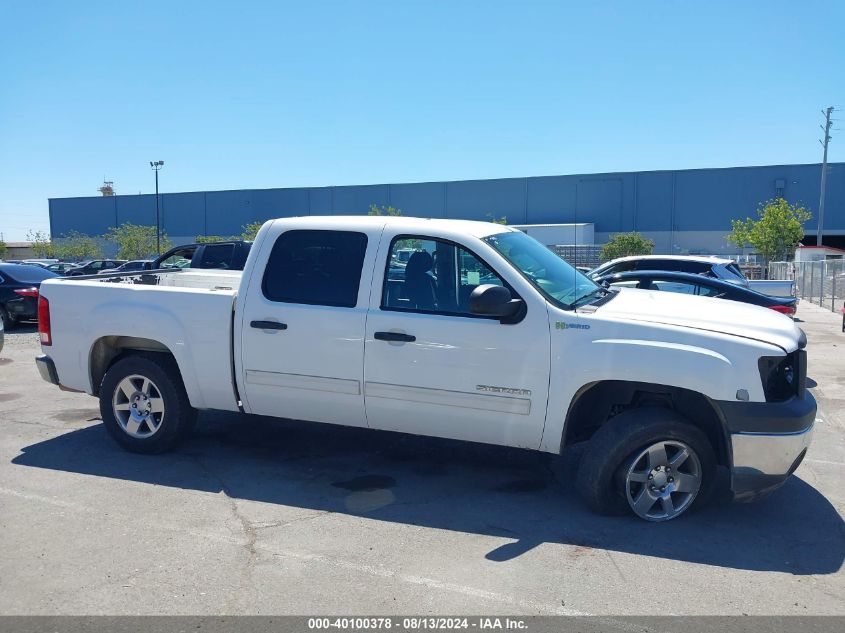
[13,287,39,298]
[770,304,796,316]
[38,295,51,346]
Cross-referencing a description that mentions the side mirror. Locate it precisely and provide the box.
[469,285,524,321]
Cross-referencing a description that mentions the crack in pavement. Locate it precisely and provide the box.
[185,454,259,614]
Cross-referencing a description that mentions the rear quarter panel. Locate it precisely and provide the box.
[39,279,239,411]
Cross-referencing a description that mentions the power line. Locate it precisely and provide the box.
[817,106,834,246]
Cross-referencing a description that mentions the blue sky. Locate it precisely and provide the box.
[1,0,842,241]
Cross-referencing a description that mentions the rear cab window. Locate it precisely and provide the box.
[198,243,235,269]
[262,230,368,307]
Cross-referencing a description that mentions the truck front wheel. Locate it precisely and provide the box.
[99,354,196,454]
[576,408,716,521]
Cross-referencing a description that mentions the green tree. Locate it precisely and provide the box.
[368,204,402,216]
[600,232,655,262]
[27,230,55,258]
[0,238,7,260]
[195,235,232,243]
[53,231,103,261]
[104,223,171,260]
[486,213,508,225]
[240,222,264,241]
[727,198,811,269]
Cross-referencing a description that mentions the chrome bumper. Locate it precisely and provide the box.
[730,422,814,502]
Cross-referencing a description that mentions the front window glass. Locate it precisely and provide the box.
[484,231,600,309]
[160,248,195,269]
[382,237,505,315]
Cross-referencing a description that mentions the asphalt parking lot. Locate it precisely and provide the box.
[1,304,843,617]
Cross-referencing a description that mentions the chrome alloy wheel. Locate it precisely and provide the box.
[112,374,165,438]
[624,440,702,521]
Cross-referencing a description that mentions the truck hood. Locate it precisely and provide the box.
[594,288,804,351]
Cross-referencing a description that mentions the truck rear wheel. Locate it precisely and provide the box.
[99,354,196,454]
[576,408,716,521]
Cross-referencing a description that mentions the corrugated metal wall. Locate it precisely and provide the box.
[48,163,844,254]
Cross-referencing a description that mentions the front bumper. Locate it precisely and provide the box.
[36,354,60,386]
[716,393,816,502]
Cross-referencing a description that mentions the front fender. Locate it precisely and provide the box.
[540,330,766,454]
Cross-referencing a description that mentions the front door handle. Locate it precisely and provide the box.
[374,331,416,343]
[250,320,288,331]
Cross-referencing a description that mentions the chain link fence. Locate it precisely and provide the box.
[770,260,845,313]
[550,244,603,268]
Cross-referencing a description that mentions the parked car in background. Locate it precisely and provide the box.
[45,262,78,275]
[590,255,750,286]
[65,260,127,276]
[99,260,153,275]
[743,279,796,298]
[148,240,252,271]
[0,263,58,329]
[21,259,60,268]
[589,254,796,297]
[594,270,798,316]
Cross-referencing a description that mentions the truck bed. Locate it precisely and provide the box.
[38,269,241,412]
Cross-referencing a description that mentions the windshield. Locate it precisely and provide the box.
[483,231,601,309]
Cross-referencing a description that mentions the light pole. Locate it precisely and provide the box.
[150,160,164,254]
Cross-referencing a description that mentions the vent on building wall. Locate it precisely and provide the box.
[775,178,786,197]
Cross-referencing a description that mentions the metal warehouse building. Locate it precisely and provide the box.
[49,162,845,255]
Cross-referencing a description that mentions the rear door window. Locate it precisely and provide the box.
[650,279,698,294]
[262,230,368,308]
[696,283,724,297]
[596,260,637,276]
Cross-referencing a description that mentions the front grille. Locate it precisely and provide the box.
[758,350,806,402]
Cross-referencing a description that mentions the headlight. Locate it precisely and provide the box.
[758,351,806,402]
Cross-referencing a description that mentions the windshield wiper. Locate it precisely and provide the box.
[570,287,609,308]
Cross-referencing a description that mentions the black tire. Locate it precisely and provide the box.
[576,407,716,521]
[99,353,197,454]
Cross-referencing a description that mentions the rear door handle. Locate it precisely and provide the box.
[374,331,416,343]
[250,320,288,331]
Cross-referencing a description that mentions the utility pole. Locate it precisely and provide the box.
[817,107,834,246]
[150,160,164,254]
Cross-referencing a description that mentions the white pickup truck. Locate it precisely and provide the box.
[35,216,816,522]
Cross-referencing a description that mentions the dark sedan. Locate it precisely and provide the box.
[65,259,126,276]
[0,264,59,329]
[594,270,798,316]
